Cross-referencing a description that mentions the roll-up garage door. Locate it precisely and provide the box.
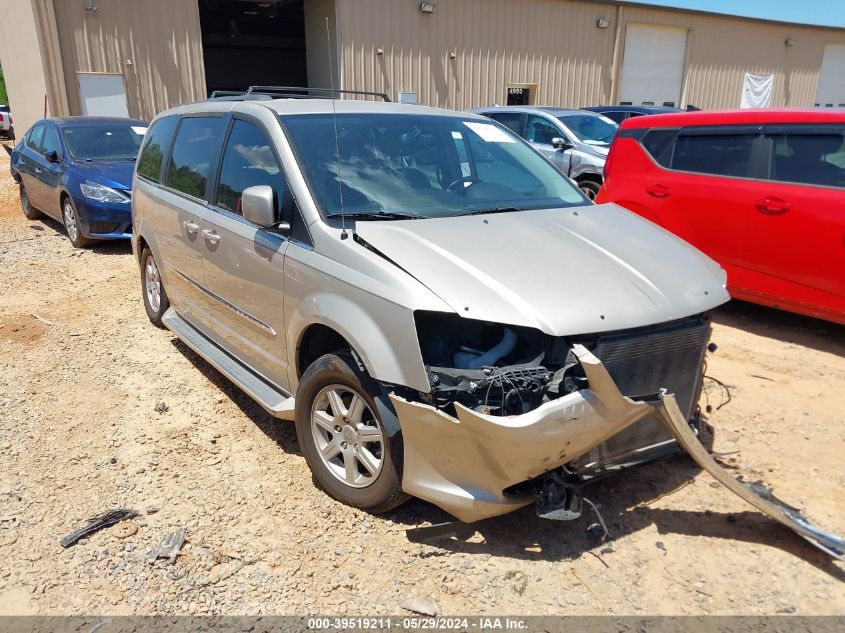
[619,25,688,108]
[816,44,845,108]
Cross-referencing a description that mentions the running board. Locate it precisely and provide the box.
[162,308,295,421]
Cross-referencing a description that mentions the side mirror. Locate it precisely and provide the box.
[551,137,572,151]
[44,150,60,164]
[241,185,290,235]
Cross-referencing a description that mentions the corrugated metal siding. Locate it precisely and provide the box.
[619,6,845,108]
[337,0,617,108]
[336,0,845,109]
[0,0,68,134]
[52,0,206,121]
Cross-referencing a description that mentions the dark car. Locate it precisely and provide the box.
[10,117,148,248]
[583,105,684,124]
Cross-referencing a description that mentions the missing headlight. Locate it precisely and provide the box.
[414,311,582,415]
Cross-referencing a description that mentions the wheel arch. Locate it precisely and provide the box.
[289,296,430,394]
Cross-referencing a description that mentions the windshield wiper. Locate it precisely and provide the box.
[326,211,424,221]
[461,207,524,216]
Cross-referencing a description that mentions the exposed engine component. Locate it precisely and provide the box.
[454,327,517,369]
[428,361,552,415]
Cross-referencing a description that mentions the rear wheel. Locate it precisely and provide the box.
[295,352,408,513]
[62,197,92,248]
[20,184,41,220]
[140,247,170,327]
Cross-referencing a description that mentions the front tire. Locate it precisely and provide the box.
[140,247,170,327]
[578,179,601,201]
[62,197,92,248]
[295,352,408,513]
[20,184,41,220]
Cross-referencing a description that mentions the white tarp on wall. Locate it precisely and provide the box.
[740,73,774,108]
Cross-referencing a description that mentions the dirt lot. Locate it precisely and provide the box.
[0,148,843,616]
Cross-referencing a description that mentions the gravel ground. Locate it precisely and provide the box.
[0,148,843,616]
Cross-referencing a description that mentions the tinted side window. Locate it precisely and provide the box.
[670,132,756,177]
[525,115,561,145]
[166,117,227,199]
[604,111,628,124]
[767,125,845,188]
[41,127,61,156]
[216,120,286,216]
[26,125,45,152]
[486,112,524,136]
[138,115,178,183]
[640,129,677,166]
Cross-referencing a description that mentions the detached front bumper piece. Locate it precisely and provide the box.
[655,391,844,560]
[394,345,845,560]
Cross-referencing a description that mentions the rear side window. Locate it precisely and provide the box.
[603,111,628,124]
[766,125,845,189]
[138,115,178,183]
[26,125,45,152]
[166,116,227,200]
[640,129,677,166]
[486,112,524,136]
[670,131,756,178]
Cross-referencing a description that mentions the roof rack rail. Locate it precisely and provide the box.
[209,86,391,102]
[208,90,273,102]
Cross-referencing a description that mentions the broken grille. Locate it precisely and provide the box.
[572,317,711,475]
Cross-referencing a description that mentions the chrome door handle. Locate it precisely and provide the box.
[34,167,42,174]
[183,220,199,234]
[202,229,221,244]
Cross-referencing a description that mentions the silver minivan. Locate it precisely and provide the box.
[131,94,729,524]
[469,106,618,200]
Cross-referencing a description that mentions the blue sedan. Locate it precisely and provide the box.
[10,117,147,248]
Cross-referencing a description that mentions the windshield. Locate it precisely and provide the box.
[281,113,587,220]
[556,114,617,146]
[62,123,147,161]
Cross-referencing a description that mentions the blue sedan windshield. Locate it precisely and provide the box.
[62,124,147,161]
[281,113,586,220]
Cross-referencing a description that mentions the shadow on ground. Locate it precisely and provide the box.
[26,216,134,256]
[712,300,844,357]
[168,313,843,579]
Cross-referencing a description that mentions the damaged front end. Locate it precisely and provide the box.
[395,312,845,559]
[399,311,714,522]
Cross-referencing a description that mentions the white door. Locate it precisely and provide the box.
[816,44,845,108]
[77,73,129,117]
[619,25,688,107]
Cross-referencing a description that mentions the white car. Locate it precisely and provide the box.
[0,105,14,139]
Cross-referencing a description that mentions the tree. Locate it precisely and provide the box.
[0,65,7,104]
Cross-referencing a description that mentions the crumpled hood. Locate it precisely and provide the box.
[355,203,729,336]
[70,160,135,190]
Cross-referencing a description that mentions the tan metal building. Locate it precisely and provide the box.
[2,0,845,136]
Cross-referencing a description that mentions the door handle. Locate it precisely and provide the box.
[182,220,199,234]
[756,197,790,215]
[34,167,42,174]
[202,229,221,244]
[646,184,671,198]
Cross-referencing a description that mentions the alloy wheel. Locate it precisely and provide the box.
[145,256,162,314]
[63,201,79,243]
[310,384,385,488]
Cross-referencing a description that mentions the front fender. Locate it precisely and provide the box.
[289,291,430,394]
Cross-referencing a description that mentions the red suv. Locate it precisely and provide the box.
[597,109,845,324]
